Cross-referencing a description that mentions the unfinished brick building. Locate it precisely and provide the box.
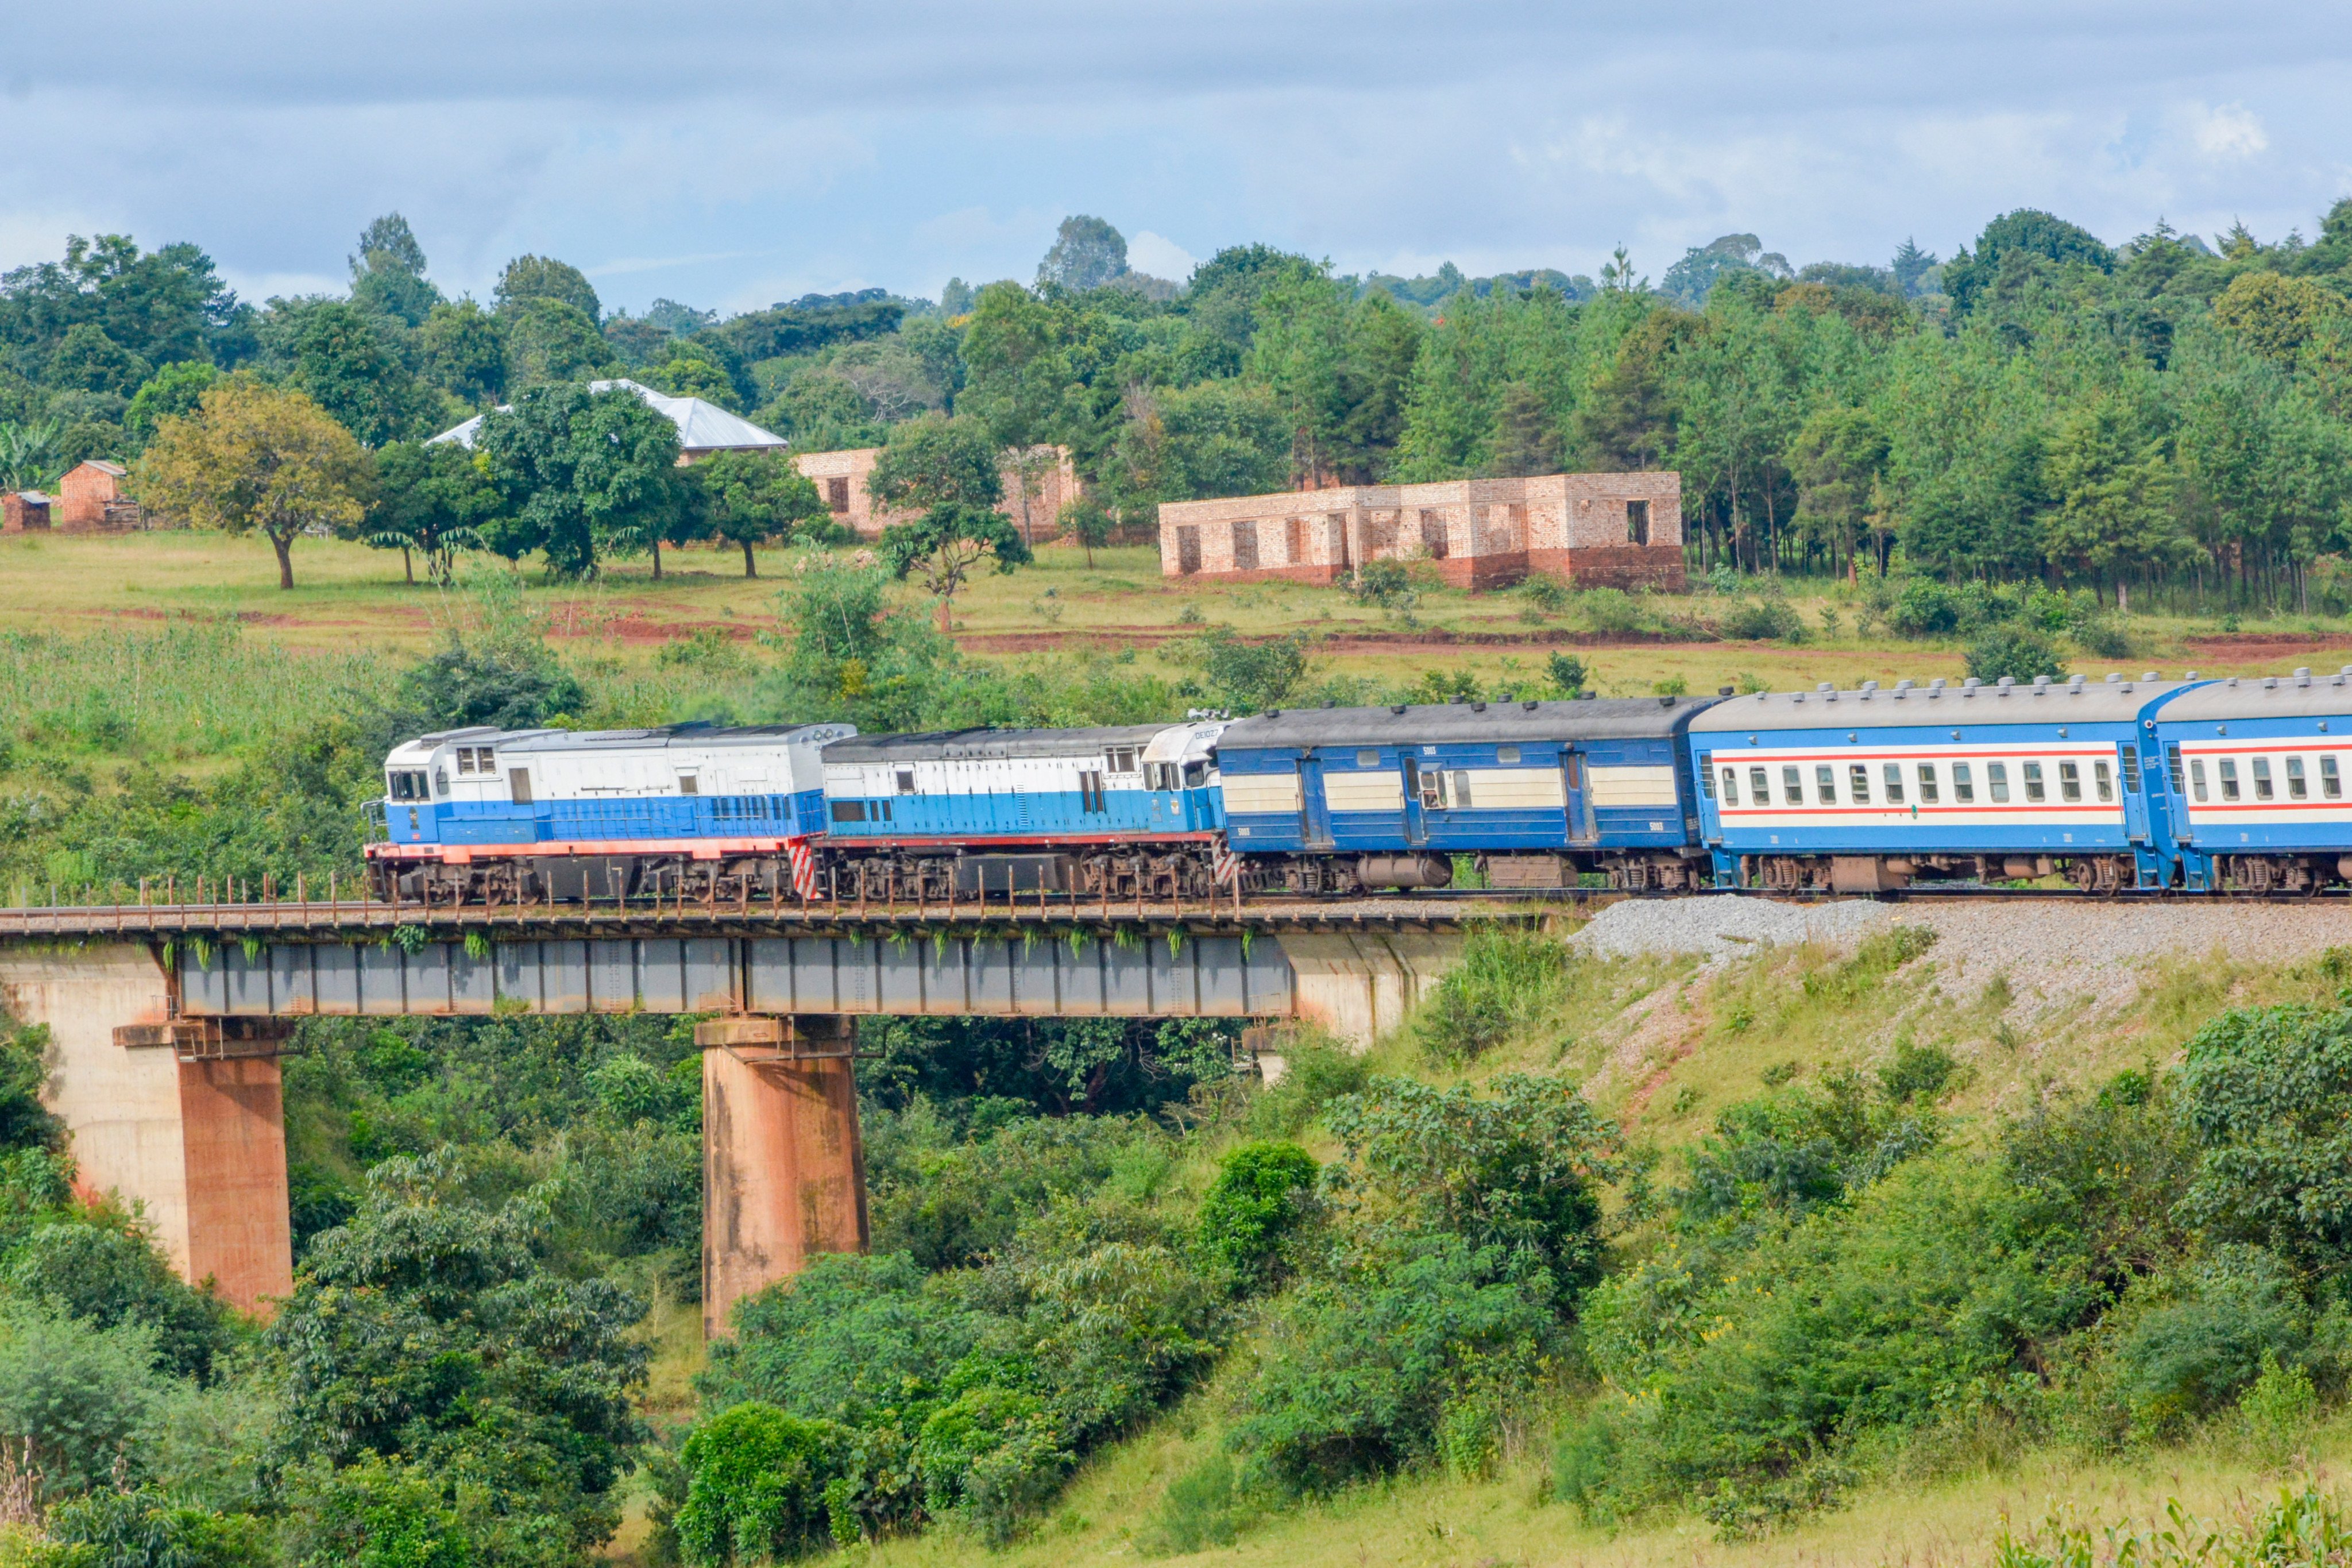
[795,444,1079,543]
[1156,472,1684,591]
[56,460,143,531]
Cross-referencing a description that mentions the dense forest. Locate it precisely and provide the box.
[5,202,2352,605]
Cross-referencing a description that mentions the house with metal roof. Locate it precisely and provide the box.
[426,379,788,461]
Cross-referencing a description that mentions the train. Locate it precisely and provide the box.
[364,664,2352,902]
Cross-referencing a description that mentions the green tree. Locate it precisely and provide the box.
[366,440,501,584]
[1944,208,2116,314]
[476,383,691,577]
[675,1403,853,1565]
[349,211,442,328]
[493,254,601,322]
[1788,404,1889,578]
[694,449,826,577]
[867,414,1003,515]
[124,360,220,439]
[267,1149,648,1565]
[420,300,507,405]
[1057,493,1115,567]
[881,500,1030,632]
[1037,215,1130,292]
[1197,1141,1317,1286]
[2041,398,2184,597]
[959,285,1065,542]
[133,379,373,588]
[0,418,63,489]
[503,296,613,392]
[47,321,151,395]
[261,299,432,445]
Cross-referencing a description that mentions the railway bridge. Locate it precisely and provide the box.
[0,890,1530,1330]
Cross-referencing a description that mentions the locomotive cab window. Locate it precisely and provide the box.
[2288,756,2307,800]
[388,769,428,801]
[1183,761,1208,789]
[1918,763,1940,804]
[1987,762,2010,803]
[1952,763,1973,804]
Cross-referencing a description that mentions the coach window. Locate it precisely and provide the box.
[2218,758,2240,801]
[1782,766,1804,804]
[1358,749,1380,767]
[1918,763,1940,804]
[1953,763,1975,803]
[1848,763,1871,803]
[2059,762,2081,802]
[1718,767,1739,805]
[2252,758,2274,800]
[1749,767,1771,804]
[2326,757,2343,799]
[2288,756,2308,800]
[1497,745,1521,765]
[1815,764,1837,802]
[2094,760,2114,802]
[2023,762,2045,803]
[1987,762,2010,803]
[1883,763,1905,804]
[2189,758,2209,802]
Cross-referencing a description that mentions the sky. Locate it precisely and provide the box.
[5,1,2350,318]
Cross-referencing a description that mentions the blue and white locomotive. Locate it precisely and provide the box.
[368,663,2352,902]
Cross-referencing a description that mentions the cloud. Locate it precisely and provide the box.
[1125,230,1196,281]
[2187,102,2269,159]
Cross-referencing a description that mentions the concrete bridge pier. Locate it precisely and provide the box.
[0,943,293,1316]
[695,1015,868,1337]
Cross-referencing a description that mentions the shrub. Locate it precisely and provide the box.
[1347,560,1412,608]
[1718,595,1806,642]
[914,1387,1069,1543]
[0,1300,165,1496]
[1516,574,1569,613]
[1140,1454,1245,1557]
[1965,625,2066,684]
[2107,1251,2311,1439]
[1195,627,1307,713]
[2176,1005,2352,1269]
[1886,578,1961,637]
[1196,1141,1316,1287]
[2075,615,2133,659]
[47,1487,269,1568]
[1241,1040,1369,1139]
[1575,588,1644,636]
[277,1454,475,1568]
[1994,1484,2352,1567]
[1229,1234,1558,1492]
[397,638,585,729]
[1416,926,1576,1063]
[677,1403,855,1563]
[9,1222,234,1381]
[1544,651,1589,697]
[2242,1349,2319,1469]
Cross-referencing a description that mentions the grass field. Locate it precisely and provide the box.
[7,530,2352,700]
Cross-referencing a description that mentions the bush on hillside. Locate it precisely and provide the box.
[675,1402,856,1563]
[1196,1141,1317,1288]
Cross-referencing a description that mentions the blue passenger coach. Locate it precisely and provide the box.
[2152,669,2352,892]
[1690,674,2200,893]
[1215,695,1722,892]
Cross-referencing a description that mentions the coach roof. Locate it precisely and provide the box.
[1218,696,1723,752]
[1690,678,2197,735]
[2161,669,2352,723]
[405,723,856,753]
[824,724,1171,763]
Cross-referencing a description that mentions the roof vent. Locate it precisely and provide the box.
[2068,674,2084,692]
[1471,701,1487,712]
[2185,670,2199,679]
[1449,694,1467,705]
[1497,692,1514,702]
[1658,694,1677,707]
[2297,668,2312,679]
[1794,692,1806,704]
[1324,698,1337,708]
[1718,685,1735,697]
[1817,681,1835,693]
[2341,665,2352,677]
[1896,678,1915,690]
[1998,677,2015,689]
[1266,708,1282,717]
[2228,677,2240,687]
[1931,677,1948,689]
[1861,680,1879,692]
[2144,671,2160,681]
[1391,704,1407,715]
[1523,700,1539,711]
[2105,672,2121,683]
[2035,675,2052,692]
[2263,677,2277,690]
